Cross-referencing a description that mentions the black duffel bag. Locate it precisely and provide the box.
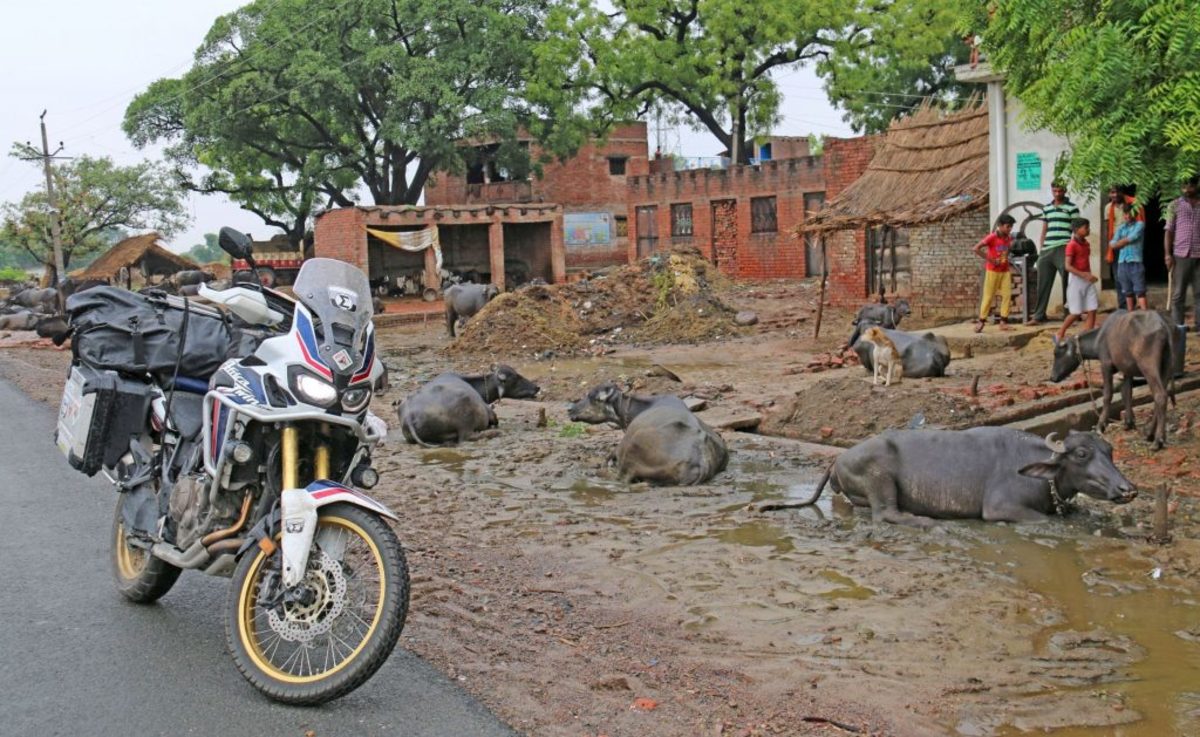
[66,286,235,378]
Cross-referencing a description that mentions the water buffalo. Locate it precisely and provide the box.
[10,287,57,314]
[853,328,951,378]
[445,283,500,337]
[847,298,911,347]
[0,310,40,330]
[397,364,540,445]
[761,428,1135,527]
[567,382,729,486]
[172,270,213,288]
[1051,311,1175,449]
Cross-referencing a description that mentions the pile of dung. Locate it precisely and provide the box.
[447,248,740,356]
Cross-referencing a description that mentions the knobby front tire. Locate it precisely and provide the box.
[225,503,410,704]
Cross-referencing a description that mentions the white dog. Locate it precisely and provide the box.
[861,326,902,386]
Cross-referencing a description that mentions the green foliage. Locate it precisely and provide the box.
[125,0,548,238]
[979,0,1200,201]
[1,149,187,274]
[185,233,224,264]
[530,0,963,159]
[0,266,30,282]
[558,421,587,438]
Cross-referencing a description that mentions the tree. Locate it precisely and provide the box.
[125,0,547,243]
[531,0,963,162]
[1,149,188,280]
[976,0,1200,200]
[185,232,223,264]
[823,25,973,134]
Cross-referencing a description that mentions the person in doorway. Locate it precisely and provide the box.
[972,214,1017,332]
[1167,175,1200,331]
[1105,185,1142,309]
[1056,218,1099,344]
[1028,181,1080,324]
[1111,203,1147,310]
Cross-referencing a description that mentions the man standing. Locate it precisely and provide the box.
[1166,176,1200,330]
[1028,181,1081,324]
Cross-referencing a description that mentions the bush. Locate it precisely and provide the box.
[0,267,31,283]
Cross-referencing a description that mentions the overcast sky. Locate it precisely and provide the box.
[0,1,855,253]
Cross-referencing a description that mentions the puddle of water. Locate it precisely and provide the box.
[552,477,625,506]
[419,449,471,473]
[715,520,795,554]
[972,527,1200,737]
[817,569,875,600]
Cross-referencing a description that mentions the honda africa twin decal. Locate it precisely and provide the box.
[221,365,266,406]
[294,310,333,379]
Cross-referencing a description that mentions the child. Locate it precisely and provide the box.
[1056,218,1098,344]
[1110,203,1147,310]
[972,213,1016,332]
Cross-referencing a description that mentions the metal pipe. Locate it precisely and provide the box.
[151,540,210,569]
[200,492,254,547]
[205,537,245,556]
[282,424,299,490]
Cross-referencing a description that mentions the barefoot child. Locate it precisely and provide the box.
[1056,218,1099,343]
[972,213,1017,332]
[1111,203,1147,310]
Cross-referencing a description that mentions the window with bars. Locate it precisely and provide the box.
[670,203,694,237]
[614,215,628,238]
[751,196,777,233]
[608,157,628,175]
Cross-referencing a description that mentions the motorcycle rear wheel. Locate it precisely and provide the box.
[226,503,410,704]
[111,497,181,603]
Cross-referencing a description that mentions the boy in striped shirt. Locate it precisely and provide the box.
[1028,182,1080,324]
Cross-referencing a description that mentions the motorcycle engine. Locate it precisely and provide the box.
[168,474,209,550]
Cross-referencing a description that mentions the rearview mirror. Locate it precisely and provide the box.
[218,227,253,260]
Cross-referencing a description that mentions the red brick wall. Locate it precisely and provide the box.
[425,123,648,271]
[313,207,368,272]
[813,135,883,305]
[626,143,875,280]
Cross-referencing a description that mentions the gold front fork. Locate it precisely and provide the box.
[281,425,299,490]
[281,423,331,491]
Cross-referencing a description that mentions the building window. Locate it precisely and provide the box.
[671,203,694,237]
[614,215,628,238]
[608,157,628,176]
[751,196,777,233]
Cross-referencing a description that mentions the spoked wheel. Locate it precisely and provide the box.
[111,496,181,603]
[226,503,410,704]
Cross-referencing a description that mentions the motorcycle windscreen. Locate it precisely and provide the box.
[292,258,373,379]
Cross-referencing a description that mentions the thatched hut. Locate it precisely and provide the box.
[77,232,199,285]
[801,101,991,319]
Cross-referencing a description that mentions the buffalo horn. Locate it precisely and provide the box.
[1044,432,1067,455]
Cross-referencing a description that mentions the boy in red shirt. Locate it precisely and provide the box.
[1056,218,1098,344]
[972,213,1016,332]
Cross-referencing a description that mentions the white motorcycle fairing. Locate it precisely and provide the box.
[279,480,398,586]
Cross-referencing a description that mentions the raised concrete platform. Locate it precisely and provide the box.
[917,319,1054,357]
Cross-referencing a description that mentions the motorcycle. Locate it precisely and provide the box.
[55,227,408,704]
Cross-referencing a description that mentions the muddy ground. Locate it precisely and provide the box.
[5,281,1200,737]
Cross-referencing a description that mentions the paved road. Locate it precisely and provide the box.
[0,379,516,737]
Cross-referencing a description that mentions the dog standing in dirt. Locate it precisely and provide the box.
[861,326,902,386]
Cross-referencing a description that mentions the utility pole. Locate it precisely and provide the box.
[18,111,70,303]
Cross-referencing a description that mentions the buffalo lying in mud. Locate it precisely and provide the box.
[853,328,951,379]
[397,364,539,445]
[847,298,911,348]
[761,428,1135,527]
[1051,311,1176,449]
[567,382,728,486]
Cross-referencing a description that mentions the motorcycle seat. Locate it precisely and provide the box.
[167,392,205,439]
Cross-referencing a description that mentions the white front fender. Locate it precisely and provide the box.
[279,480,399,587]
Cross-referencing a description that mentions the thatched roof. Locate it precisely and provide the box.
[802,100,989,233]
[79,232,198,280]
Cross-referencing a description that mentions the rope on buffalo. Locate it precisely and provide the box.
[1076,335,1104,432]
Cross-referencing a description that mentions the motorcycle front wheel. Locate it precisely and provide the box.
[112,496,181,603]
[225,503,410,704]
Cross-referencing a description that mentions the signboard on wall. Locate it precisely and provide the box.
[1015,152,1042,191]
[564,212,612,246]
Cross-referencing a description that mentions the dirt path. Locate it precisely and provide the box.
[6,300,1200,736]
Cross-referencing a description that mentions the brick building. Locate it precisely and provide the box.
[424,123,649,271]
[625,136,877,281]
[803,104,993,320]
[313,205,565,294]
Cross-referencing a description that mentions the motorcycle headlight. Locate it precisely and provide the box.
[341,386,372,413]
[293,373,338,407]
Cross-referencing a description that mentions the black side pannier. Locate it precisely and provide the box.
[66,287,235,378]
